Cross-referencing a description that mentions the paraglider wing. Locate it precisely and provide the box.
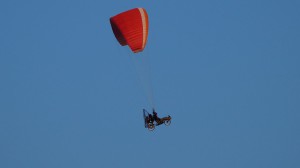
[110,8,149,53]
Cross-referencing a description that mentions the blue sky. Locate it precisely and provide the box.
[1,0,300,167]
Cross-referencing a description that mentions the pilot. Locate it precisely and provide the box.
[148,113,154,123]
[152,110,161,122]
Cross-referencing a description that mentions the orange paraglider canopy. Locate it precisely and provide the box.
[110,8,149,53]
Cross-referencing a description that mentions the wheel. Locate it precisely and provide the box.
[164,119,171,126]
[148,123,155,131]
